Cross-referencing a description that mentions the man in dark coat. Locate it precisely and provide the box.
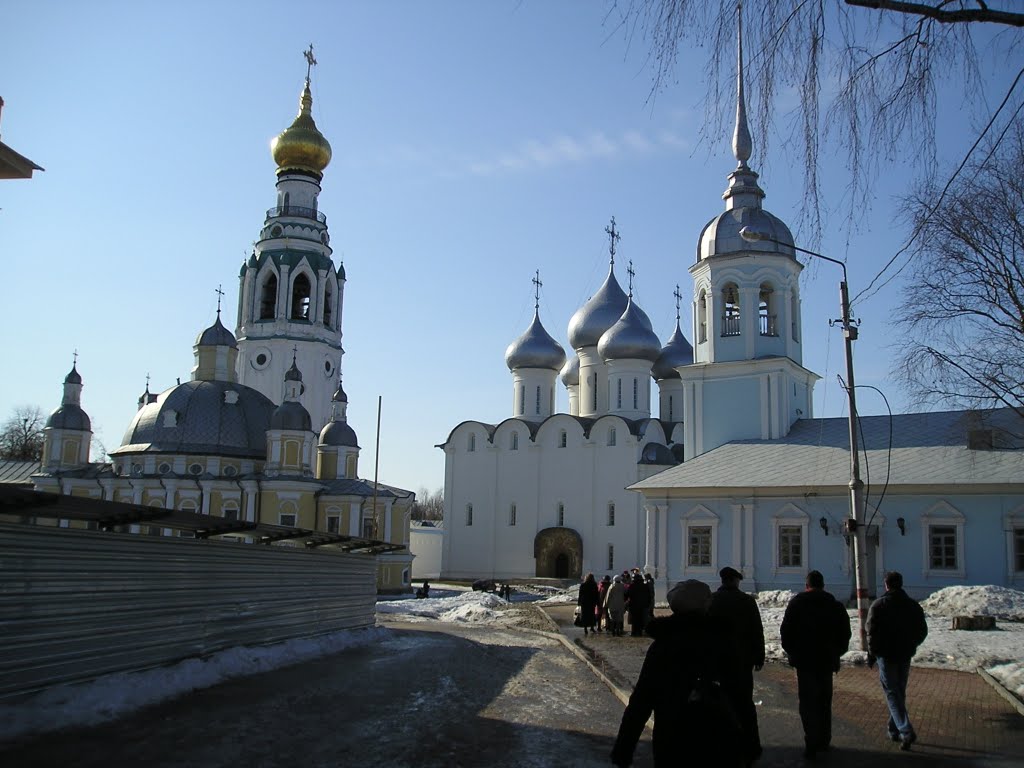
[626,572,651,637]
[708,566,765,764]
[780,570,852,760]
[866,571,928,751]
[611,580,742,767]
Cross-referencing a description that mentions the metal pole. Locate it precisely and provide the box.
[840,280,870,650]
[371,395,382,540]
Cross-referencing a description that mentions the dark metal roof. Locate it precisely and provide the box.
[0,460,40,485]
[0,486,405,554]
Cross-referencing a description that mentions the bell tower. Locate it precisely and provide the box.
[236,46,344,432]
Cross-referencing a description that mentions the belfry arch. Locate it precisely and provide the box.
[534,527,582,579]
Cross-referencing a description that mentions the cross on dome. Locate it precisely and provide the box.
[215,284,225,316]
[673,284,683,321]
[304,44,317,82]
[605,216,620,267]
[532,270,543,310]
[627,261,635,298]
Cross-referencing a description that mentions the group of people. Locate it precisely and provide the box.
[609,568,928,766]
[577,569,656,637]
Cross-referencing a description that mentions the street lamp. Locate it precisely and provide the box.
[739,225,870,651]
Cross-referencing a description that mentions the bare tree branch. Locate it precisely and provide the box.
[845,0,1024,27]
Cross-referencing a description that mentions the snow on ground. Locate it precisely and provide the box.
[920,585,1024,621]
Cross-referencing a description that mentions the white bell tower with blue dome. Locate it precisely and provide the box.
[681,8,818,459]
[236,47,344,433]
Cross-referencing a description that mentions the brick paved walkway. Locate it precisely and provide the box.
[543,605,1024,767]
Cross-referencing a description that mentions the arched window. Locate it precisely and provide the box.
[323,284,333,327]
[791,293,800,341]
[259,274,278,319]
[698,290,708,343]
[291,273,312,320]
[222,500,239,522]
[557,502,565,527]
[510,432,519,451]
[179,499,197,512]
[759,283,777,336]
[468,433,476,452]
[721,283,741,336]
[608,428,617,447]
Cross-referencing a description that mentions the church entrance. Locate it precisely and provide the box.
[534,527,582,580]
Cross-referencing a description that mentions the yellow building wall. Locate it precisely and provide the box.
[259,490,317,528]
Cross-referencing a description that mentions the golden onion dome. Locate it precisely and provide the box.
[271,80,332,177]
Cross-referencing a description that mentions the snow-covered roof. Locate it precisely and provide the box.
[632,408,1024,493]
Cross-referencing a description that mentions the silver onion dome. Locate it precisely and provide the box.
[567,268,629,350]
[697,206,795,262]
[505,311,567,371]
[195,315,238,349]
[560,354,580,386]
[651,321,694,380]
[597,298,661,362]
[319,419,358,447]
[114,380,274,458]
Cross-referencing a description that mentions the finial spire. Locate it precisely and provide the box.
[605,216,621,267]
[215,284,224,317]
[733,2,753,168]
[673,284,683,322]
[72,349,78,366]
[146,372,150,389]
[303,44,317,83]
[627,261,636,298]
[532,270,543,311]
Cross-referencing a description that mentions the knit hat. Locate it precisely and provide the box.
[666,580,711,614]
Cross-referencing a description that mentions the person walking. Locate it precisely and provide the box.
[578,573,600,636]
[604,575,626,637]
[644,573,656,624]
[866,571,928,751]
[626,572,651,637]
[611,579,743,767]
[780,570,852,760]
[597,575,611,632]
[708,566,765,765]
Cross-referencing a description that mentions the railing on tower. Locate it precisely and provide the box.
[720,315,742,337]
[266,206,328,224]
[759,314,778,336]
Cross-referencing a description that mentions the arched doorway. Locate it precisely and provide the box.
[534,527,582,580]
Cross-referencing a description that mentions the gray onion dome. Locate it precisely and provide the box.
[46,404,91,431]
[698,206,795,262]
[64,365,82,385]
[651,321,694,380]
[505,312,567,371]
[332,383,348,403]
[195,314,238,349]
[597,298,660,362]
[567,268,629,350]
[560,354,580,386]
[284,359,303,382]
[270,401,312,431]
[319,419,358,447]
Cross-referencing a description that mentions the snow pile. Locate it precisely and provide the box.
[755,590,798,608]
[538,584,580,604]
[376,591,507,623]
[0,626,388,742]
[988,662,1024,702]
[921,585,1024,621]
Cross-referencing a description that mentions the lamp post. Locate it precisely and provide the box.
[739,226,870,651]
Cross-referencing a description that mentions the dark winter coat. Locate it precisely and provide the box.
[578,578,600,628]
[708,585,766,670]
[611,613,743,767]
[780,589,852,672]
[626,576,651,618]
[866,588,928,662]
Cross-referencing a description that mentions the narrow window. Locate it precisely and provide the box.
[721,283,741,336]
[791,293,799,341]
[291,274,312,320]
[327,515,340,533]
[468,433,476,452]
[668,395,674,422]
[633,377,638,409]
[323,285,333,327]
[607,544,615,570]
[466,503,474,526]
[778,525,802,567]
[222,502,239,522]
[559,430,567,448]
[608,428,616,447]
[929,525,958,569]
[535,385,541,415]
[510,432,519,451]
[607,502,615,526]
[259,274,278,319]
[1014,528,1024,572]
[509,504,517,526]
[557,502,564,527]
[617,379,622,409]
[698,290,708,343]
[759,283,777,336]
[688,525,712,567]
[592,373,598,411]
[519,385,525,416]
[362,517,375,538]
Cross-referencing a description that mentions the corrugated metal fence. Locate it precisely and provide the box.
[0,523,377,698]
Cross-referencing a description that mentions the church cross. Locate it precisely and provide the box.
[627,260,636,298]
[215,284,225,316]
[605,217,620,266]
[146,372,151,389]
[304,44,317,81]
[673,284,683,321]
[72,349,78,365]
[532,270,543,310]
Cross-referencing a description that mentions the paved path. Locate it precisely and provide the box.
[543,605,1024,767]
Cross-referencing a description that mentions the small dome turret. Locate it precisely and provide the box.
[195,314,238,349]
[560,355,580,386]
[505,311,566,371]
[652,321,694,380]
[270,401,312,431]
[319,419,358,447]
[64,365,82,385]
[597,298,660,362]
[285,358,303,382]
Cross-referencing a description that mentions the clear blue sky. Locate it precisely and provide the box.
[0,1,1005,495]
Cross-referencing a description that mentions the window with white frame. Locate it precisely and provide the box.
[557,502,565,527]
[921,501,965,578]
[778,525,802,567]
[772,505,808,572]
[608,428,616,447]
[607,502,615,526]
[688,525,713,567]
[327,515,340,533]
[607,544,615,570]
[509,503,517,526]
[466,503,474,526]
